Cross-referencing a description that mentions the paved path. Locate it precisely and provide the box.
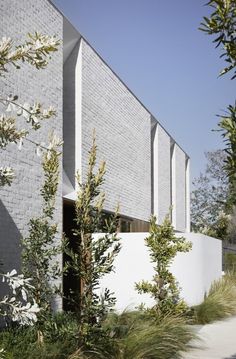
[181,316,236,359]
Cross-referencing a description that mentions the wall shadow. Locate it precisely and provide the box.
[0,200,22,300]
[0,199,21,272]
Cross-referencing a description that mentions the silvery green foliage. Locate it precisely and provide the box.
[0,33,59,187]
[0,96,56,186]
[0,348,5,359]
[0,269,40,326]
[136,215,191,316]
[22,134,62,315]
[0,166,14,186]
[0,33,60,74]
[0,113,28,148]
[0,95,56,133]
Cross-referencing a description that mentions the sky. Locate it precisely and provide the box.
[52,0,235,180]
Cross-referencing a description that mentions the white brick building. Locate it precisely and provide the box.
[0,0,190,299]
[62,20,190,233]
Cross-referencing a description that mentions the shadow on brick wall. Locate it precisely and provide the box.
[0,200,21,273]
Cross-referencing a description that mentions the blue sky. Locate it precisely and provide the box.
[52,0,235,180]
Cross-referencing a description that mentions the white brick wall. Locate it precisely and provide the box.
[63,40,82,188]
[153,124,188,231]
[0,0,63,307]
[174,145,186,232]
[63,37,189,227]
[81,40,151,221]
[152,124,171,224]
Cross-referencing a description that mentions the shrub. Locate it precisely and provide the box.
[64,135,121,352]
[22,134,62,320]
[224,252,236,272]
[136,215,192,317]
[0,314,78,359]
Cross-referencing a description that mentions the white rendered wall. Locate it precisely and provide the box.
[97,232,222,311]
[171,233,222,305]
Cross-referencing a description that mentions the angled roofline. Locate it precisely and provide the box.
[48,0,189,159]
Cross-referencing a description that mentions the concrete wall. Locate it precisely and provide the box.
[97,232,222,311]
[0,0,63,307]
[81,40,151,221]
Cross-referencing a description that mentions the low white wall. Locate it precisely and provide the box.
[96,232,222,311]
[171,233,222,305]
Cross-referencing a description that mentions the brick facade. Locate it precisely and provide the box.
[0,0,63,298]
[81,40,151,221]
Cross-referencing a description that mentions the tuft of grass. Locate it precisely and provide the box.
[102,310,196,359]
[193,272,236,324]
[103,310,146,338]
[119,314,195,359]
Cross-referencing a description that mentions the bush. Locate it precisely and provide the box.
[224,252,236,272]
[0,313,78,359]
[136,215,192,317]
[43,312,78,342]
[193,273,236,324]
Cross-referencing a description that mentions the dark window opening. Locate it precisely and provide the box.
[63,200,80,311]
